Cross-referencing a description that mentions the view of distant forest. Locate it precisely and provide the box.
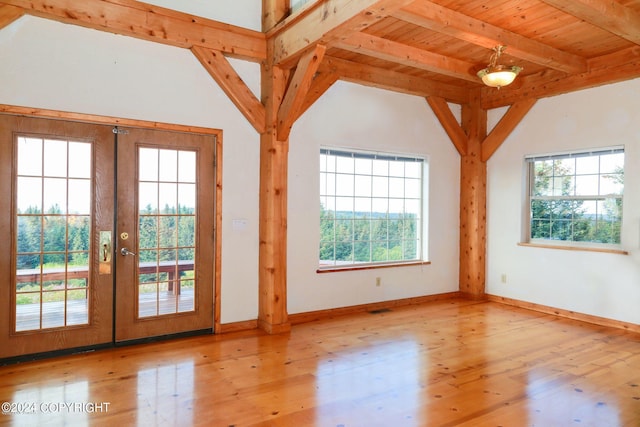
[319,204,420,264]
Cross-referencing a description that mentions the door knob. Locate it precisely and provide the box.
[120,247,136,256]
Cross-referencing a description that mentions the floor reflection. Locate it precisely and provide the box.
[136,360,195,427]
[8,380,90,426]
[315,338,423,426]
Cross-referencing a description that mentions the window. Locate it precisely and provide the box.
[525,147,624,247]
[319,148,425,268]
[15,136,92,331]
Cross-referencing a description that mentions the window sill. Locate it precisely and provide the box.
[518,242,628,255]
[317,260,431,273]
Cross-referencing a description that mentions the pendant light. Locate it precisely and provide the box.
[477,45,522,89]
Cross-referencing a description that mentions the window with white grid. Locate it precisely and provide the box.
[526,147,624,247]
[319,148,425,268]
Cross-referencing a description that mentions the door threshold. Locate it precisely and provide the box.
[0,329,213,366]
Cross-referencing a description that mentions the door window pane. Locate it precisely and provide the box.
[15,137,92,332]
[138,147,197,318]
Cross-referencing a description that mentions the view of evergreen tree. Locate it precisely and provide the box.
[320,203,420,265]
[530,157,623,244]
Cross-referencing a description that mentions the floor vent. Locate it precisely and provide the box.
[369,308,391,314]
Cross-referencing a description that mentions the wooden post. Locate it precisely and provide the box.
[259,0,291,334]
[459,90,487,298]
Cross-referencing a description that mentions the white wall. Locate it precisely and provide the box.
[288,81,461,314]
[0,11,261,324]
[487,79,640,325]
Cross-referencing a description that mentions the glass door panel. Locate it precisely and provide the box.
[115,127,214,343]
[138,147,197,318]
[0,115,114,360]
[15,136,92,332]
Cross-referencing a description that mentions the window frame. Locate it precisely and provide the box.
[318,147,428,271]
[522,146,624,251]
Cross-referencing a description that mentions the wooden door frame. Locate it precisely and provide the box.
[0,104,223,335]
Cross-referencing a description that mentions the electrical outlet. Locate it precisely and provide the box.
[501,274,507,284]
[375,277,381,287]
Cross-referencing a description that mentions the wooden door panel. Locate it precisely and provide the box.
[0,115,114,359]
[114,128,215,342]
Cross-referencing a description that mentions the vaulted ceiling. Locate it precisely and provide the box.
[269,0,640,110]
[2,0,640,112]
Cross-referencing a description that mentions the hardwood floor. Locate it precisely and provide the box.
[1,298,639,426]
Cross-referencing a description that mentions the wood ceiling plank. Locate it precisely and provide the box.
[0,4,24,30]
[482,46,640,109]
[335,32,478,82]
[3,0,266,61]
[540,0,640,45]
[277,44,327,140]
[393,1,587,73]
[191,46,266,134]
[320,56,469,104]
[269,0,414,67]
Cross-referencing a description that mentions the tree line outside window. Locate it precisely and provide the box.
[527,148,624,245]
[319,148,425,267]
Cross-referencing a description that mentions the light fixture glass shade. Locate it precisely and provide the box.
[477,64,522,88]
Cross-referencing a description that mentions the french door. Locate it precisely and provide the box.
[0,114,216,359]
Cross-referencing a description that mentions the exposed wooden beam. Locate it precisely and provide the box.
[277,44,327,140]
[269,0,414,67]
[482,46,640,109]
[191,46,266,134]
[481,99,537,162]
[540,0,640,45]
[459,90,487,299]
[0,4,24,30]
[258,59,291,334]
[426,97,467,156]
[335,32,478,82]
[393,1,587,74]
[262,0,288,31]
[3,0,266,62]
[295,69,339,122]
[320,56,469,104]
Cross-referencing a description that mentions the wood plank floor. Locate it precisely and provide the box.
[1,298,639,426]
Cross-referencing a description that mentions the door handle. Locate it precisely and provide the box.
[120,247,136,256]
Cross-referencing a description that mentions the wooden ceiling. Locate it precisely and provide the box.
[269,0,640,109]
[2,0,640,112]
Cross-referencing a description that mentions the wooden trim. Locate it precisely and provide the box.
[0,4,24,30]
[289,292,462,325]
[486,294,640,334]
[217,319,258,334]
[426,96,467,156]
[277,44,327,140]
[481,99,537,162]
[0,104,221,135]
[317,261,431,274]
[213,134,223,334]
[518,242,629,255]
[191,46,266,134]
